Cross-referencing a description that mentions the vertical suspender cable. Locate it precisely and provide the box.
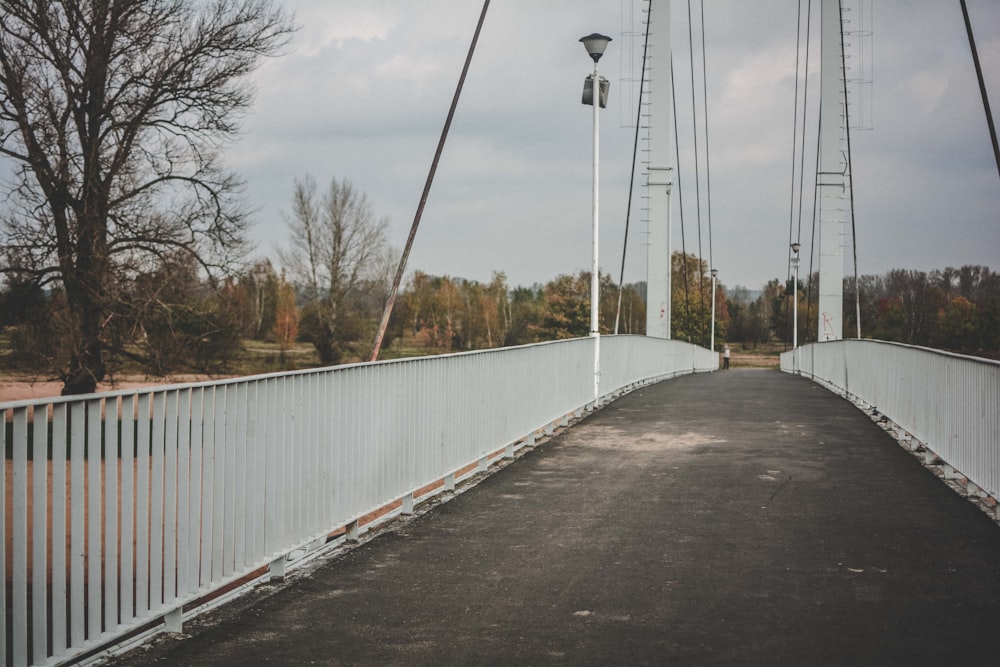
[796,0,814,259]
[787,0,805,285]
[369,0,490,361]
[959,0,1000,182]
[797,0,815,341]
[806,113,821,343]
[672,58,692,339]
[699,0,714,274]
[788,0,814,342]
[686,0,705,321]
[614,0,653,335]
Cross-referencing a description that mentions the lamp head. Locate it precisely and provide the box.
[791,242,801,255]
[711,269,718,278]
[580,33,612,63]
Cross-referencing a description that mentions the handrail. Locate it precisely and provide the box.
[781,340,999,503]
[1,335,716,666]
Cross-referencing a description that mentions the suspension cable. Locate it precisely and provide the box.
[369,0,490,361]
[960,0,1000,182]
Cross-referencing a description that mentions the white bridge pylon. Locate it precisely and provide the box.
[645,0,672,340]
[642,0,848,342]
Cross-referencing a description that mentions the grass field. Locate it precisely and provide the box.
[727,342,786,369]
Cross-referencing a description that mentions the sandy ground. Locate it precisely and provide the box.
[0,375,227,404]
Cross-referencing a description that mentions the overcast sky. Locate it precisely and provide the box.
[229,0,999,292]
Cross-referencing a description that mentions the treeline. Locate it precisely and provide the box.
[2,166,994,382]
[0,255,300,377]
[726,264,1000,358]
[0,262,647,376]
[854,266,999,355]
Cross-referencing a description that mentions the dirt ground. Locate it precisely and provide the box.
[731,352,781,368]
[0,374,227,404]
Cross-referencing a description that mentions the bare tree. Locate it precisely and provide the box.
[0,0,293,393]
[280,175,392,365]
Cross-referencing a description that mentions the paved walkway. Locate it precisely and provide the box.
[112,369,1000,666]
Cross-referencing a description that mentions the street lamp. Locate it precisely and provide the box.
[710,268,718,352]
[581,32,611,404]
[790,242,801,348]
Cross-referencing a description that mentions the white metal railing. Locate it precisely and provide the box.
[781,340,1000,501]
[1,335,715,666]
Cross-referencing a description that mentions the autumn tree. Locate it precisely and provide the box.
[0,0,293,393]
[130,253,243,376]
[272,271,299,365]
[280,175,394,365]
[671,252,724,346]
[225,260,281,340]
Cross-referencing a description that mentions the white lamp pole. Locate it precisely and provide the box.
[581,33,611,404]
[710,268,718,352]
[791,242,801,348]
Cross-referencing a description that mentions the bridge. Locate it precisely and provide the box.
[101,361,999,666]
[3,0,999,664]
[2,338,998,665]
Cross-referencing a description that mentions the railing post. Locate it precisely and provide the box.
[269,557,287,582]
[346,520,360,543]
[164,608,183,634]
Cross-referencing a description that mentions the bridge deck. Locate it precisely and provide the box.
[113,369,1000,665]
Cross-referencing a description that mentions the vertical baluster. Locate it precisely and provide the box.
[308,373,319,537]
[200,386,215,587]
[1,407,6,665]
[281,376,293,545]
[176,389,191,598]
[69,401,86,645]
[292,375,303,541]
[32,404,49,663]
[103,397,119,633]
[86,399,102,639]
[223,385,237,577]
[263,379,277,557]
[256,380,268,558]
[244,381,261,564]
[163,391,178,605]
[135,394,150,618]
[120,395,135,625]
[212,385,226,582]
[234,382,248,571]
[52,404,73,657]
[12,407,28,666]
[189,388,205,590]
[150,393,165,611]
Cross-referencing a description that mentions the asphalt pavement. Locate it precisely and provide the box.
[109,368,1000,666]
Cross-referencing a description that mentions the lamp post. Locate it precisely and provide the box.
[791,243,801,348]
[581,32,611,404]
[710,268,718,352]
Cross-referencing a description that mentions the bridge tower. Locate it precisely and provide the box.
[645,0,673,339]
[817,0,849,341]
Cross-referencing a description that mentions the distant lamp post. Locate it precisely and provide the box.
[791,242,801,348]
[581,32,611,404]
[710,268,719,352]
